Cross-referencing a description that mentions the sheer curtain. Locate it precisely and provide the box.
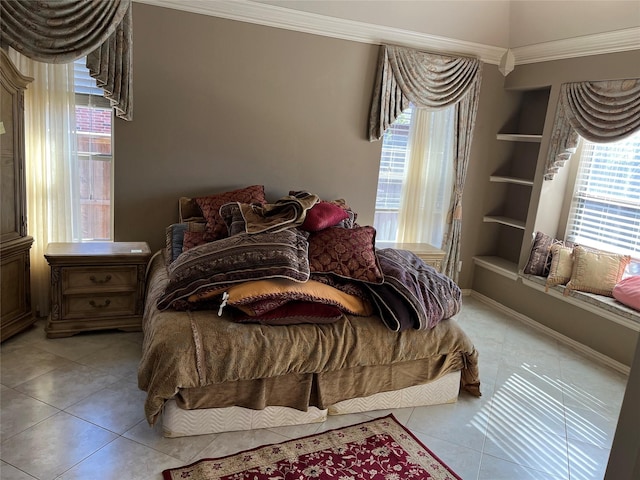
[10,51,78,317]
[396,106,455,247]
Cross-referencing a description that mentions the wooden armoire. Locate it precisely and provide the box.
[1,48,35,342]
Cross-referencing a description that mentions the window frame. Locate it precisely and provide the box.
[74,88,114,241]
[560,131,640,268]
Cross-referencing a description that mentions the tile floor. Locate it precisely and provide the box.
[0,296,629,480]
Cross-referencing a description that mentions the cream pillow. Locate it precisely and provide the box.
[566,246,631,297]
[545,244,574,288]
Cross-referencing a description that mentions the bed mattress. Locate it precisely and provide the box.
[161,371,461,437]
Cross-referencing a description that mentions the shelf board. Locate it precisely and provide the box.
[496,133,542,143]
[489,175,534,186]
[482,215,526,230]
[473,256,519,280]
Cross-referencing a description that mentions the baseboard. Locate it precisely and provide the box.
[469,290,631,376]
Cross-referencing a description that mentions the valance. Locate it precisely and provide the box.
[0,0,133,120]
[545,79,640,180]
[368,44,481,141]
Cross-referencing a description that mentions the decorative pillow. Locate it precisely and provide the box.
[157,228,310,310]
[195,185,266,241]
[613,276,640,311]
[523,231,565,276]
[218,278,373,316]
[545,244,574,288]
[308,226,384,284]
[182,230,207,252]
[165,222,207,264]
[566,246,631,296]
[301,201,349,232]
[232,301,344,325]
[289,192,358,228]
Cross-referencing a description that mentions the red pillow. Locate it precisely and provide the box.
[613,276,640,311]
[182,230,207,252]
[308,226,384,284]
[232,301,343,325]
[301,201,349,232]
[195,185,266,241]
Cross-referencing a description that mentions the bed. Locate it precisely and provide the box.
[137,187,481,437]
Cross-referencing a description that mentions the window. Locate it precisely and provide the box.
[566,130,640,264]
[374,108,412,241]
[374,105,455,245]
[74,59,113,241]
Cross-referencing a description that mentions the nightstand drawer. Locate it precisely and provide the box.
[63,266,137,292]
[62,292,137,319]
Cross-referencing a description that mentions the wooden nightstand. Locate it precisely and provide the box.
[44,242,152,338]
[376,242,446,272]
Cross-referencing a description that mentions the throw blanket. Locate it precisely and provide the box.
[366,249,462,331]
[239,192,319,234]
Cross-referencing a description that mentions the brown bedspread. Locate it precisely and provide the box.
[138,252,481,425]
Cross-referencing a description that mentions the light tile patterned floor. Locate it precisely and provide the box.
[0,296,628,479]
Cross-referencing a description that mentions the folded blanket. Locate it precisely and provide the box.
[366,248,462,331]
[239,192,319,234]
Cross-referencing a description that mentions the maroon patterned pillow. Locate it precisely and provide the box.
[232,301,343,325]
[301,201,349,232]
[308,226,384,284]
[195,185,266,241]
[182,230,207,251]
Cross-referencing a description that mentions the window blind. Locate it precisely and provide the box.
[375,107,413,211]
[567,131,640,256]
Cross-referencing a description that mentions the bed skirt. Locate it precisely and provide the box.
[161,371,461,437]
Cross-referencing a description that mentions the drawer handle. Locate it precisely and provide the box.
[90,274,112,284]
[89,299,111,308]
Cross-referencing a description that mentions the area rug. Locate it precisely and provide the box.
[162,414,461,479]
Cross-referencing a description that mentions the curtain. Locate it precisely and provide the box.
[0,0,133,120]
[442,81,482,279]
[369,44,483,282]
[545,78,640,180]
[10,51,78,317]
[396,107,455,247]
[369,44,481,141]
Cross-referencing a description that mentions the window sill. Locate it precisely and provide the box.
[520,273,640,332]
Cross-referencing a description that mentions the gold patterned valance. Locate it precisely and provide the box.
[545,79,640,180]
[368,44,482,141]
[0,0,133,120]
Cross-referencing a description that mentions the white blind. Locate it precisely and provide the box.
[375,107,413,211]
[567,130,640,256]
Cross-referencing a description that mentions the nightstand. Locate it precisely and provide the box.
[44,242,152,338]
[376,242,446,272]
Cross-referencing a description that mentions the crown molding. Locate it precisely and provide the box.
[135,0,639,69]
[134,0,506,65]
[512,27,640,65]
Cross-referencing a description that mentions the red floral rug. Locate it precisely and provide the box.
[162,414,461,480]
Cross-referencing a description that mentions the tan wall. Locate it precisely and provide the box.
[114,3,382,253]
[113,2,507,290]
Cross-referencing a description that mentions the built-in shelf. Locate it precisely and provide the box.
[482,215,526,230]
[496,133,543,142]
[489,175,534,186]
[473,255,519,280]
